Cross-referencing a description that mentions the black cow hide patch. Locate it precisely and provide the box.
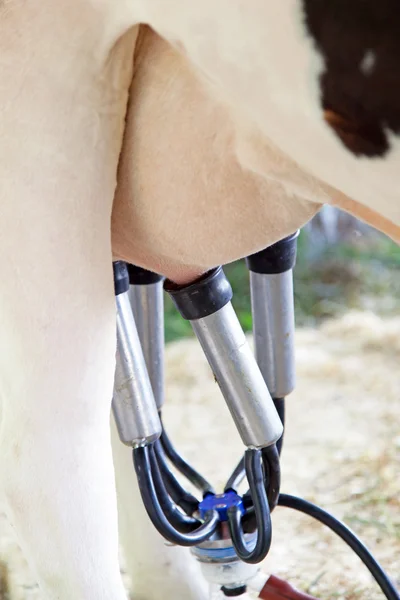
[302,0,400,157]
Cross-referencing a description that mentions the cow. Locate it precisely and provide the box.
[0,1,399,598]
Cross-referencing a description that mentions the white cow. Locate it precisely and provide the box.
[0,1,398,599]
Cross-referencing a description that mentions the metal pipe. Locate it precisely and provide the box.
[191,304,282,448]
[128,266,165,410]
[246,232,298,399]
[112,262,161,446]
[166,268,282,449]
[249,271,295,398]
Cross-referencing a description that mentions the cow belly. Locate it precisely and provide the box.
[111,27,323,283]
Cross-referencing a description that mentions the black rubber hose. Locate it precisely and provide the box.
[235,443,281,533]
[273,398,285,456]
[154,440,199,516]
[227,449,272,564]
[224,456,246,493]
[133,445,219,546]
[148,445,201,533]
[225,444,280,509]
[261,444,281,511]
[159,417,215,495]
[278,494,400,600]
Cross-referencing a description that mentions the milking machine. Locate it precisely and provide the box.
[111,233,400,600]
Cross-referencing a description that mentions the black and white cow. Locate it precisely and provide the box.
[0,1,398,598]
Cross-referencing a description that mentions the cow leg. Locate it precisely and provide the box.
[111,419,209,600]
[0,201,129,599]
[0,2,145,594]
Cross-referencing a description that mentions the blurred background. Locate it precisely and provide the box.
[164,206,400,342]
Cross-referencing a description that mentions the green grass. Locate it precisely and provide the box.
[164,229,400,343]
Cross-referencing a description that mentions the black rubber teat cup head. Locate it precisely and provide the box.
[113,261,129,296]
[127,264,164,286]
[246,230,300,275]
[221,585,247,597]
[164,267,233,321]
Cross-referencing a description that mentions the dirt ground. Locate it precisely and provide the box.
[0,311,399,599]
